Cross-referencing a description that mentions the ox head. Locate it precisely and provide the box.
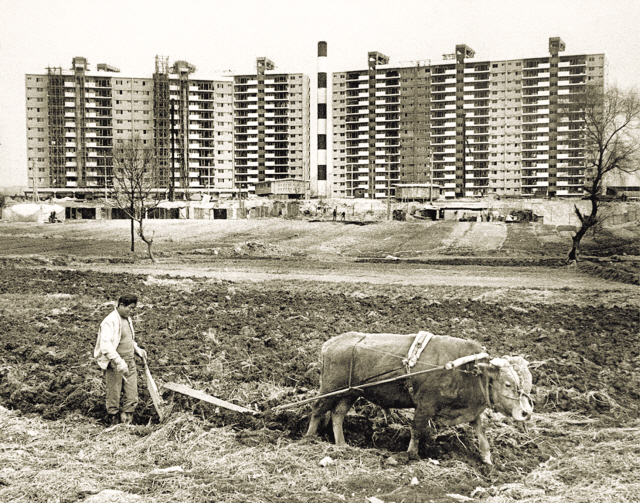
[477,356,533,421]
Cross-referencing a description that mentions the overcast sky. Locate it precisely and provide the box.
[1,0,638,188]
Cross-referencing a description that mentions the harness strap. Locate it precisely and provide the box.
[478,374,492,409]
[403,331,434,372]
[348,335,369,391]
[403,331,434,399]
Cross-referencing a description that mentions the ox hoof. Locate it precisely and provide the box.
[407,450,420,462]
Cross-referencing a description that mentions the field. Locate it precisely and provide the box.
[0,217,639,502]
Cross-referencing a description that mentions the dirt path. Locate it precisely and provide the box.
[26,257,638,294]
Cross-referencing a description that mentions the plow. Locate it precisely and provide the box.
[147,346,491,421]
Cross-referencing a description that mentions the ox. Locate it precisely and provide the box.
[306,332,533,464]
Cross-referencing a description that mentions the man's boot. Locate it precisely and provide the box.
[120,411,133,425]
[104,413,120,426]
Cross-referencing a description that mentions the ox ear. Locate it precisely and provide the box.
[476,362,500,377]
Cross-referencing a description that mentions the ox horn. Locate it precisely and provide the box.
[489,358,508,368]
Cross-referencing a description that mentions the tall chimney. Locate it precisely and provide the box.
[317,41,328,198]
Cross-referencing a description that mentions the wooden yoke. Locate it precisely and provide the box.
[445,352,490,370]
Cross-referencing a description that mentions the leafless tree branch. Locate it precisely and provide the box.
[112,137,162,262]
[560,85,640,262]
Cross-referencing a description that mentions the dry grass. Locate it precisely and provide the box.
[2,404,640,503]
[0,405,471,503]
[482,414,640,502]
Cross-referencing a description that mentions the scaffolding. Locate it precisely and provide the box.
[170,60,196,199]
[153,56,171,198]
[46,67,65,189]
[72,57,88,189]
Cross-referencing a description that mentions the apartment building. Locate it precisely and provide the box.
[25,56,234,198]
[232,58,310,195]
[331,38,605,199]
[152,57,234,197]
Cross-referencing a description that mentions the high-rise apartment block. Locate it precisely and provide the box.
[25,56,309,198]
[25,39,604,201]
[232,59,311,194]
[151,57,234,196]
[331,37,605,199]
[26,57,235,197]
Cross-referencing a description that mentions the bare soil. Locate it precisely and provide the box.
[0,218,639,501]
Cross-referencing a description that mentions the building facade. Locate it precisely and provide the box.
[232,58,311,195]
[25,57,235,198]
[331,38,605,199]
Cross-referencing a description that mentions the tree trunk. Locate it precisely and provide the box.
[137,220,157,263]
[130,217,135,252]
[144,239,156,263]
[569,220,589,262]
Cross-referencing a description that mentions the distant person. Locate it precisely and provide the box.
[94,294,147,426]
[333,208,337,221]
[342,211,346,221]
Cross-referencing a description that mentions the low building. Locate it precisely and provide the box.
[395,183,441,201]
[254,178,307,199]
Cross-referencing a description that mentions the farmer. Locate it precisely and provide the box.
[94,293,147,426]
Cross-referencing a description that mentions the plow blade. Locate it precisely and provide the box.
[162,382,256,415]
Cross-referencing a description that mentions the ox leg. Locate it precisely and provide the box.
[331,395,359,446]
[472,415,492,465]
[407,402,435,461]
[306,398,336,438]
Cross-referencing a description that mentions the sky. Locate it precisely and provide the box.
[1,0,639,188]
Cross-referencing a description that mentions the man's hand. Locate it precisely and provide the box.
[136,347,147,360]
[114,357,129,374]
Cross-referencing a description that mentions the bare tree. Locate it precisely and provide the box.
[112,137,162,262]
[562,85,640,261]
